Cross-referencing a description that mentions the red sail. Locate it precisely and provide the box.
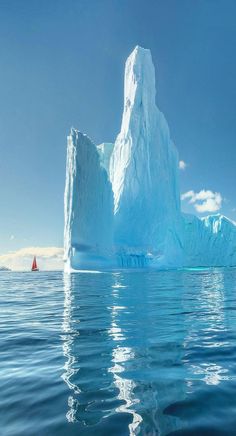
[32,256,37,270]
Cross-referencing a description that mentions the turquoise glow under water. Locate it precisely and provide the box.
[1,269,236,435]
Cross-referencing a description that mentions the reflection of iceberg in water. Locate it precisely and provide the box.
[183,270,230,389]
[61,269,236,435]
[109,346,142,435]
[61,272,146,433]
[162,269,236,435]
[106,272,186,435]
[108,274,143,435]
[62,272,147,433]
[190,362,229,386]
[62,270,224,435]
[62,272,117,427]
[62,273,81,422]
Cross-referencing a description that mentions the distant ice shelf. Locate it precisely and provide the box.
[64,46,236,271]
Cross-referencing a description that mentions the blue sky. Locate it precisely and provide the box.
[0,0,236,255]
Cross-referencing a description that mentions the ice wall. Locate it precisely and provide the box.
[97,143,114,175]
[64,129,114,271]
[109,46,183,266]
[183,214,236,267]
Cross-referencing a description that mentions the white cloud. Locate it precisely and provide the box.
[181,190,222,213]
[10,235,15,240]
[179,160,187,170]
[0,246,64,271]
[181,190,195,201]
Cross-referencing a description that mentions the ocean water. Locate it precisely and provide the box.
[1,268,236,436]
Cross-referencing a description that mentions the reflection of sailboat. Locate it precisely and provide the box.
[31,256,39,271]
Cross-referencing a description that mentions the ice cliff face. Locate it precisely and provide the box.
[97,143,114,174]
[64,46,236,271]
[109,46,183,266]
[183,214,236,267]
[64,129,114,271]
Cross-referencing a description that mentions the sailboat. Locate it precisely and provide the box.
[31,256,39,271]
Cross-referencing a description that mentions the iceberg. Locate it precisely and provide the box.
[110,46,183,267]
[97,143,114,174]
[183,214,236,267]
[64,46,236,271]
[64,130,114,271]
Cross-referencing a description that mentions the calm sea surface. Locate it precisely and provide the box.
[1,269,236,436]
